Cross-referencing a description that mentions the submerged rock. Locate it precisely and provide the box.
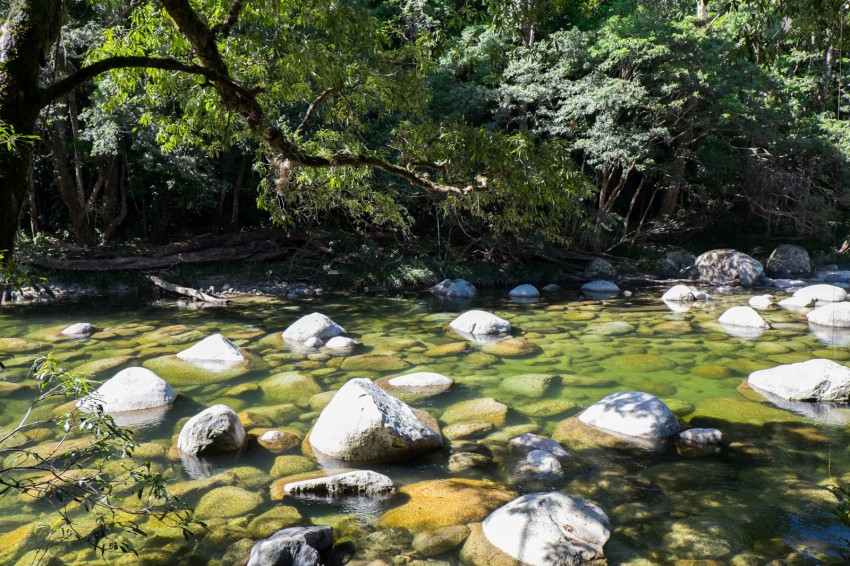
[412,525,470,557]
[695,249,763,287]
[579,391,680,440]
[379,478,516,531]
[509,432,570,461]
[308,378,441,463]
[442,397,509,427]
[499,373,556,398]
[478,492,610,566]
[77,366,176,415]
[581,280,620,296]
[194,486,263,520]
[177,404,246,455]
[481,337,539,357]
[282,312,345,343]
[430,278,478,299]
[450,310,511,337]
[748,358,850,402]
[258,430,301,453]
[339,354,409,372]
[380,372,454,402]
[519,450,563,476]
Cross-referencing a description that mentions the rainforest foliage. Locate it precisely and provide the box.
[1,0,849,256]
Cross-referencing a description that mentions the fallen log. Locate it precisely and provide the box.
[145,274,228,305]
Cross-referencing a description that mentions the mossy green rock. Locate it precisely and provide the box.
[260,372,322,404]
[498,373,557,398]
[481,338,540,358]
[727,359,774,375]
[73,356,135,375]
[587,321,636,335]
[246,506,302,538]
[465,352,499,368]
[514,399,578,418]
[689,397,805,427]
[692,365,733,380]
[378,479,516,531]
[0,338,38,354]
[442,421,495,440]
[662,398,696,417]
[340,354,409,372]
[194,486,263,520]
[754,342,792,355]
[142,352,263,386]
[270,455,316,478]
[412,525,471,557]
[425,342,469,357]
[564,311,598,321]
[138,325,205,345]
[308,390,337,411]
[603,354,676,372]
[441,398,508,427]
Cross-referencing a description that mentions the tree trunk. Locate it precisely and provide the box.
[696,0,708,21]
[0,0,63,263]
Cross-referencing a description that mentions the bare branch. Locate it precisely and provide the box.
[295,86,343,135]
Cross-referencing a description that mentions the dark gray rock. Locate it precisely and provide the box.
[247,526,333,566]
[765,244,811,278]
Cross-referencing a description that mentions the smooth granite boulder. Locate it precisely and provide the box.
[579,391,680,440]
[176,334,244,368]
[77,367,176,415]
[508,284,540,298]
[283,470,395,499]
[246,526,333,566]
[718,306,769,328]
[282,313,345,343]
[695,249,763,287]
[177,404,246,455]
[450,310,511,337]
[580,280,620,296]
[793,284,847,303]
[308,378,441,463]
[61,322,94,337]
[661,285,696,302]
[430,278,477,299]
[765,244,811,278]
[480,492,610,566]
[748,358,850,402]
[807,302,850,327]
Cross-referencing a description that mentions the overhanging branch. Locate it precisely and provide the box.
[40,56,220,104]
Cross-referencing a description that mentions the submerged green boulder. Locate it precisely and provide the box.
[194,486,263,520]
[499,374,557,398]
[603,354,676,372]
[340,354,410,372]
[143,351,265,386]
[260,372,322,404]
[442,398,508,427]
[481,338,540,358]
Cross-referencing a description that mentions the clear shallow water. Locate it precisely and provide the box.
[1,289,850,565]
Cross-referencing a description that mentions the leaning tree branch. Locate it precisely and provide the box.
[40,55,222,104]
[161,0,472,196]
[211,0,247,38]
[295,86,344,135]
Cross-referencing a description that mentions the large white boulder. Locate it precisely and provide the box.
[695,249,763,287]
[284,470,396,498]
[718,306,769,328]
[807,302,850,327]
[309,378,441,463]
[509,284,540,298]
[793,284,847,303]
[481,492,610,566]
[388,372,454,390]
[77,367,176,414]
[450,310,511,337]
[661,285,696,302]
[283,313,345,343]
[176,334,244,366]
[748,359,850,402]
[177,404,246,456]
[430,278,477,299]
[579,391,680,439]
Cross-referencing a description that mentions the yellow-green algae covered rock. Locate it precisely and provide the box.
[260,372,322,404]
[378,478,516,531]
[143,350,266,386]
[441,397,508,427]
[339,354,409,372]
[481,338,540,357]
[246,506,302,539]
[425,342,469,357]
[194,486,263,520]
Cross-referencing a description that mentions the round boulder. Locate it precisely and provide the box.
[661,285,696,302]
[765,244,811,278]
[176,333,244,367]
[793,284,847,303]
[324,336,357,352]
[583,258,617,280]
[694,249,763,287]
[579,391,680,440]
[480,492,610,566]
[308,378,441,463]
[282,313,345,343]
[657,248,697,278]
[508,284,540,299]
[807,302,850,327]
[77,367,176,414]
[284,470,395,498]
[748,358,850,402]
[450,310,511,337]
[61,322,94,337]
[718,306,769,328]
[177,404,246,455]
[580,280,620,296]
[430,278,477,299]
